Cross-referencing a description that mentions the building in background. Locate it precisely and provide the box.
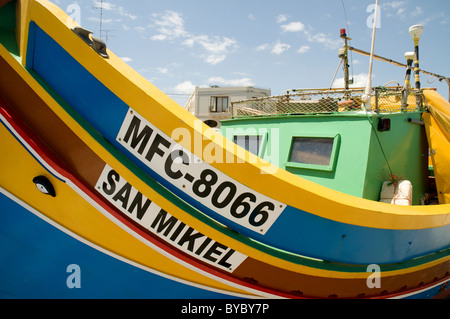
[184,86,271,129]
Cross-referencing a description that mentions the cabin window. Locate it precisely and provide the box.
[287,135,340,171]
[211,96,229,112]
[234,135,262,156]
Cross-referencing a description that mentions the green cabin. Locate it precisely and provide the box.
[221,88,430,205]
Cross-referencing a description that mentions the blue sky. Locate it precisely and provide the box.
[49,0,450,106]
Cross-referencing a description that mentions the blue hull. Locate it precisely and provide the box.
[25,21,450,266]
[0,190,237,299]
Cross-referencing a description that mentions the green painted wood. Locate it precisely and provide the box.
[0,0,19,57]
[222,111,428,204]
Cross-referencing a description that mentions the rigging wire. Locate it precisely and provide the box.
[328,59,343,90]
[341,0,392,177]
[365,112,394,177]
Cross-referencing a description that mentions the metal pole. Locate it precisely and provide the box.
[401,52,414,111]
[362,0,379,111]
[328,59,343,90]
[414,43,423,107]
[409,25,423,107]
[344,37,349,91]
[339,28,352,99]
[414,42,420,90]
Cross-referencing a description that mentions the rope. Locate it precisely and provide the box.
[364,110,394,178]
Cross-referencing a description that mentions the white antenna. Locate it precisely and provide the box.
[362,0,380,111]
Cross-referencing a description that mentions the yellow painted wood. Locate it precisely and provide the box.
[2,0,448,282]
[423,90,450,204]
[22,0,450,232]
[0,120,253,298]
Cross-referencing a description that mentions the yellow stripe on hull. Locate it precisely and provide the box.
[16,0,450,234]
[0,122,254,298]
[1,0,447,283]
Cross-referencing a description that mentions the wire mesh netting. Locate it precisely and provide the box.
[231,87,426,118]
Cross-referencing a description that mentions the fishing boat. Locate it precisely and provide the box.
[0,0,449,299]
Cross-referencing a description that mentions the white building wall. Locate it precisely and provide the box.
[184,86,271,128]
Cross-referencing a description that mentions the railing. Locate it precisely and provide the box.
[231,87,426,118]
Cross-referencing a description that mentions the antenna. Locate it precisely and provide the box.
[93,0,104,40]
[103,29,116,46]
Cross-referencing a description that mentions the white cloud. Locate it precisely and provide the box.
[411,6,423,17]
[87,17,113,24]
[332,73,370,88]
[255,41,290,55]
[296,45,310,54]
[205,55,226,65]
[383,1,423,19]
[151,34,167,41]
[174,81,196,94]
[304,31,341,50]
[281,21,305,33]
[271,41,291,55]
[277,16,340,50]
[396,8,406,16]
[276,14,289,24]
[94,1,137,20]
[233,71,249,77]
[383,1,406,9]
[206,77,255,87]
[156,67,169,74]
[151,10,187,39]
[188,35,238,65]
[150,10,237,65]
[192,35,237,55]
[134,26,147,33]
[383,0,406,16]
[119,56,133,62]
[440,14,450,25]
[172,77,255,96]
[255,43,270,52]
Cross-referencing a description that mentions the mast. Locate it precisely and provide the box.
[362,0,380,111]
[339,28,352,91]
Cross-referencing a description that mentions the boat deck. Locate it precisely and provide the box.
[231,87,425,117]
[224,88,433,205]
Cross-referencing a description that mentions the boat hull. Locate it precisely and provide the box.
[0,0,448,299]
[0,189,238,299]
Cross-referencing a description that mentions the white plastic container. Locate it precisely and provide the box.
[379,180,413,206]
